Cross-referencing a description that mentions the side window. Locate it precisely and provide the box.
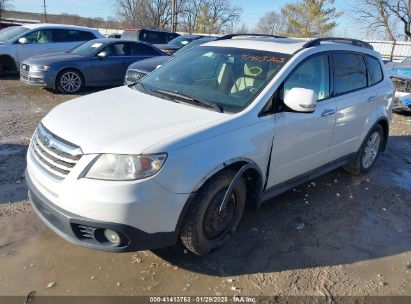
[365,55,383,85]
[333,53,367,95]
[166,33,178,42]
[281,54,330,101]
[101,43,129,56]
[143,31,164,44]
[24,30,52,44]
[80,31,96,41]
[130,43,161,56]
[53,29,90,42]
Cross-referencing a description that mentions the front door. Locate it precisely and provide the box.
[267,53,337,187]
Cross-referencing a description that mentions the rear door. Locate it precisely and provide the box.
[51,29,95,53]
[328,52,375,160]
[267,53,337,187]
[127,42,164,65]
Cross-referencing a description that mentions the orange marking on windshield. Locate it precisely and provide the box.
[241,54,286,63]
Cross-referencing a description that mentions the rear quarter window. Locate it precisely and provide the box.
[332,52,367,95]
[365,55,383,85]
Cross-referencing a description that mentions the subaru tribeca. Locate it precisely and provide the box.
[26,37,394,255]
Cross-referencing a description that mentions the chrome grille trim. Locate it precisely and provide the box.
[126,69,147,84]
[30,124,83,181]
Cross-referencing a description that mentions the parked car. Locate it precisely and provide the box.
[386,56,411,111]
[107,33,121,39]
[121,28,179,44]
[26,37,393,256]
[124,36,217,85]
[154,34,205,54]
[20,38,165,94]
[0,23,102,77]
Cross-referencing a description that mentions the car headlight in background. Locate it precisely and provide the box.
[30,65,50,72]
[85,154,167,180]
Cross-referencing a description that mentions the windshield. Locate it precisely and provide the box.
[168,36,196,47]
[68,40,105,56]
[173,37,215,57]
[136,46,291,113]
[0,26,30,43]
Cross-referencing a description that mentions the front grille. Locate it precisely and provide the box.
[126,70,147,84]
[30,124,82,181]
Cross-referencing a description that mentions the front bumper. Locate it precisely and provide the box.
[26,169,179,252]
[20,66,55,88]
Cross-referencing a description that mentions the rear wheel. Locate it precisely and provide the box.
[181,169,246,256]
[343,124,384,174]
[56,69,83,94]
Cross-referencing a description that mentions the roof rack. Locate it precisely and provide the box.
[303,37,374,50]
[217,33,286,40]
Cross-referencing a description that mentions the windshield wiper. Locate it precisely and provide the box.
[154,89,223,113]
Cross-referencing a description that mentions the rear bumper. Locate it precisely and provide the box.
[26,169,178,252]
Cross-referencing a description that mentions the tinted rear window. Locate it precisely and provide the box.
[121,31,139,40]
[365,55,383,85]
[333,53,367,95]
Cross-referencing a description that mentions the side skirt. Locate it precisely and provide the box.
[260,153,356,203]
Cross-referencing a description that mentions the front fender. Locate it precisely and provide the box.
[152,119,275,194]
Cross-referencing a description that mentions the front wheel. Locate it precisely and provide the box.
[180,169,246,256]
[56,69,83,94]
[343,124,384,174]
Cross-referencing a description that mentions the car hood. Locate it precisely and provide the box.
[128,56,171,73]
[41,86,227,154]
[24,53,87,65]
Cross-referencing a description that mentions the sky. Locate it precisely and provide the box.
[10,0,361,38]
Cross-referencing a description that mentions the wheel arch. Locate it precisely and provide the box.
[174,158,264,234]
[376,117,389,152]
[0,54,17,72]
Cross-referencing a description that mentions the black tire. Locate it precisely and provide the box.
[0,63,4,78]
[181,169,246,256]
[343,124,384,175]
[56,69,84,94]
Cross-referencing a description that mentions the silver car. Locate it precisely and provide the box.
[21,39,166,94]
[0,23,102,77]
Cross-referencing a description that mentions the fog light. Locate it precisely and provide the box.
[103,229,121,246]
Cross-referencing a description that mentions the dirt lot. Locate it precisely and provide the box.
[0,77,410,299]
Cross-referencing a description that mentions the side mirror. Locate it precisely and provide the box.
[97,51,108,59]
[155,64,162,69]
[284,87,317,113]
[181,40,189,45]
[18,37,28,44]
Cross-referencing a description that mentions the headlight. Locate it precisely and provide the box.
[30,65,50,72]
[85,154,167,181]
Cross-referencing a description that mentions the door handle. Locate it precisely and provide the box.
[368,96,376,102]
[321,109,336,117]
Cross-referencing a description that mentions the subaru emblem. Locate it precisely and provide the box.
[43,136,50,146]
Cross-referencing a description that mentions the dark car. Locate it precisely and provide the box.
[20,38,166,94]
[154,34,205,55]
[121,28,179,45]
[124,36,217,85]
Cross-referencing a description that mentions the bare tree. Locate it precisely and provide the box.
[0,0,12,21]
[255,11,287,35]
[352,0,397,41]
[383,0,411,40]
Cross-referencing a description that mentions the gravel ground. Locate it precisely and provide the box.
[0,78,410,299]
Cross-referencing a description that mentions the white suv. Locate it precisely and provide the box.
[26,37,394,255]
